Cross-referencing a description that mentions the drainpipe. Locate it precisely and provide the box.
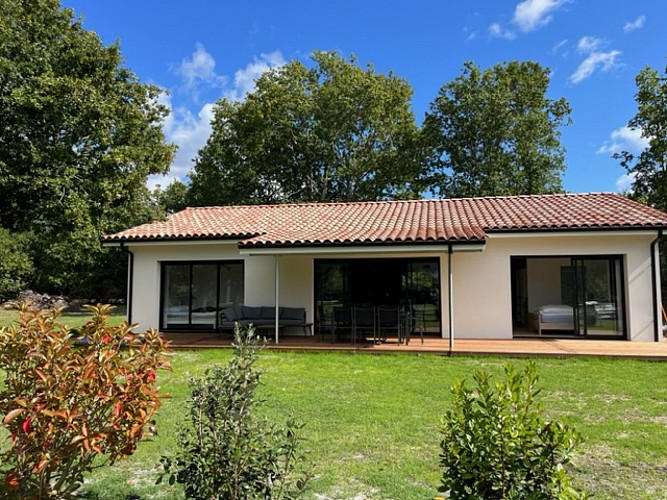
[274,255,280,344]
[120,242,134,324]
[650,229,663,342]
[448,244,454,356]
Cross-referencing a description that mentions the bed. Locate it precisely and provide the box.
[528,304,597,335]
[164,305,218,330]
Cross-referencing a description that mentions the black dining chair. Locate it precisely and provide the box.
[316,301,335,342]
[332,306,353,343]
[376,306,402,344]
[404,305,425,345]
[352,305,376,344]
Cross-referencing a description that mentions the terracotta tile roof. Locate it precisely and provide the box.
[102,193,667,247]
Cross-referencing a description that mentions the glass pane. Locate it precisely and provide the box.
[162,265,190,329]
[219,262,244,308]
[315,262,346,326]
[191,264,218,330]
[404,261,441,333]
[579,258,624,337]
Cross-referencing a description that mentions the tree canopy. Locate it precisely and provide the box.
[0,0,174,295]
[615,64,667,210]
[188,51,421,206]
[423,61,571,198]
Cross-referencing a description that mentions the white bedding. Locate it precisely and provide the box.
[538,304,574,324]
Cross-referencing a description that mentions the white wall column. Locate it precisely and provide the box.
[448,245,454,354]
[274,255,280,344]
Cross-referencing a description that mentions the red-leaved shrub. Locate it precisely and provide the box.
[0,303,171,498]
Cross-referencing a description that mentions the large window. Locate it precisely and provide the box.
[511,256,626,338]
[314,258,441,333]
[161,261,244,331]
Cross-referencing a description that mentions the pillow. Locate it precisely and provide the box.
[242,306,262,319]
[261,306,276,319]
[280,307,304,321]
[223,306,239,321]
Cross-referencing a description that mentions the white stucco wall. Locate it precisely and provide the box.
[450,232,659,341]
[126,231,661,342]
[526,257,570,312]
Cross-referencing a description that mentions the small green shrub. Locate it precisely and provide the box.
[159,325,310,499]
[0,303,171,498]
[439,362,587,499]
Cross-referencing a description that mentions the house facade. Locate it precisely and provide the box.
[102,193,667,343]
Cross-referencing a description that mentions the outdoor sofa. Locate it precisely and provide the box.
[220,305,311,334]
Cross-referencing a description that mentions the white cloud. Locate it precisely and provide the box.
[551,38,568,54]
[569,36,621,84]
[576,36,602,54]
[615,172,636,192]
[597,126,649,155]
[488,22,516,40]
[149,92,216,189]
[152,50,287,187]
[175,43,227,97]
[623,15,646,33]
[223,51,286,101]
[513,0,570,32]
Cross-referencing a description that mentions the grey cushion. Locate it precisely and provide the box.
[224,306,240,322]
[261,306,276,319]
[280,307,304,321]
[242,306,262,319]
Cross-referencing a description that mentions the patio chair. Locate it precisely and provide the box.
[404,305,425,345]
[352,305,376,344]
[332,306,354,344]
[376,306,402,344]
[316,301,335,342]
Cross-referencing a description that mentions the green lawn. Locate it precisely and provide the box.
[1,309,665,498]
[61,349,666,499]
[0,306,127,330]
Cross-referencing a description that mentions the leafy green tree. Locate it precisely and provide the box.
[615,64,667,210]
[0,0,174,295]
[189,51,421,205]
[0,230,34,299]
[154,180,190,214]
[423,61,571,198]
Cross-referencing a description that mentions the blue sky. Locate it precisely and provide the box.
[64,0,666,195]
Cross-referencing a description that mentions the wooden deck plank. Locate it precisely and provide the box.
[159,333,667,360]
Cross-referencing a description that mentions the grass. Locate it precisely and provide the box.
[69,350,667,499]
[1,309,665,498]
[0,305,127,330]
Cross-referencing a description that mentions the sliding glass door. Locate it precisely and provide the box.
[314,257,441,333]
[161,261,244,332]
[512,255,626,339]
[570,257,625,337]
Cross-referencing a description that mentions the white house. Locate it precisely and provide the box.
[102,193,667,343]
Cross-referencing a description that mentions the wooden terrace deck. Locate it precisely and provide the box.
[161,332,667,360]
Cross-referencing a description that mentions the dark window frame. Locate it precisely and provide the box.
[159,260,244,332]
[313,257,442,333]
[510,254,627,340]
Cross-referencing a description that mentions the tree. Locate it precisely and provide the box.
[153,180,189,214]
[615,64,667,210]
[188,51,421,205]
[423,61,571,198]
[0,0,175,295]
[0,229,34,299]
